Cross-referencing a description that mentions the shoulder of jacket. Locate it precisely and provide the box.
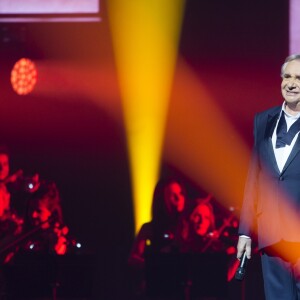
[256,105,281,118]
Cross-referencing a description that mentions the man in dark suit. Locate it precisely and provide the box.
[237,54,300,299]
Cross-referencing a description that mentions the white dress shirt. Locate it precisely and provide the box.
[240,103,300,240]
[272,102,300,173]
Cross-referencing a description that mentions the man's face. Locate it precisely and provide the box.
[281,60,300,106]
[0,154,9,181]
[190,204,211,236]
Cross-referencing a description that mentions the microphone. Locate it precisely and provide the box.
[235,251,248,281]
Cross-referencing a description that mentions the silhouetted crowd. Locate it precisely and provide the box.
[128,178,240,300]
[0,146,78,299]
[0,145,242,300]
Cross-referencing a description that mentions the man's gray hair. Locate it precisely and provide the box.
[281,54,300,77]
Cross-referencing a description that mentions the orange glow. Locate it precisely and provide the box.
[11,58,38,95]
[165,59,300,264]
[31,60,123,122]
[165,58,250,210]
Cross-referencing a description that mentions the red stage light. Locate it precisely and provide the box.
[11,58,37,95]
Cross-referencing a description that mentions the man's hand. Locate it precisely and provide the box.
[237,236,252,259]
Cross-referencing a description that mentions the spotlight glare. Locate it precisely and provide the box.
[11,58,38,95]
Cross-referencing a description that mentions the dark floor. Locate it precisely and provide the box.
[0,252,264,300]
[1,253,95,300]
[125,253,265,300]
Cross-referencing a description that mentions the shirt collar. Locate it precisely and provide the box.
[282,102,300,119]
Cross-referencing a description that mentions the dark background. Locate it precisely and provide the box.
[0,0,289,299]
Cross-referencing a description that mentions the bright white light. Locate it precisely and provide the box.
[0,17,101,23]
[76,242,82,248]
[0,0,100,22]
[0,0,99,14]
[290,0,300,54]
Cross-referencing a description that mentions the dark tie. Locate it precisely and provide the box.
[276,112,300,148]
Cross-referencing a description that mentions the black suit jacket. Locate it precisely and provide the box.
[239,105,300,249]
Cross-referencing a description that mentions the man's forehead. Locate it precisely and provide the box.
[285,60,300,72]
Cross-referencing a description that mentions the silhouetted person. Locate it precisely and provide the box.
[128,178,189,299]
[0,147,23,299]
[184,196,237,255]
[23,181,69,255]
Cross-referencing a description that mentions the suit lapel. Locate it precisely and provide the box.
[264,113,278,139]
[263,107,300,174]
[262,111,280,174]
[282,135,300,173]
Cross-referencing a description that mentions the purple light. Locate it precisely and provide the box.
[290,0,300,54]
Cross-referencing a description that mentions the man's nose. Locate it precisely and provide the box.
[287,79,297,88]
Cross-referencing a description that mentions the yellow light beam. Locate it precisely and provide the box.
[108,0,185,232]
